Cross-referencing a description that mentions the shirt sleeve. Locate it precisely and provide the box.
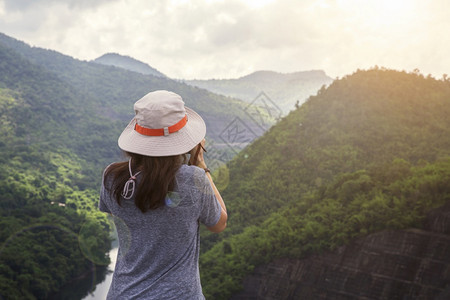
[198,170,222,227]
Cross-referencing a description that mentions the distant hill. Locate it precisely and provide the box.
[93,53,166,77]
[199,68,450,299]
[185,70,333,114]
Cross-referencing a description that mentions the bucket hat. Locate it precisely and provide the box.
[118,90,206,156]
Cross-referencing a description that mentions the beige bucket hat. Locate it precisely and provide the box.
[118,90,206,156]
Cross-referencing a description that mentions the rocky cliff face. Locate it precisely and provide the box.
[231,203,450,299]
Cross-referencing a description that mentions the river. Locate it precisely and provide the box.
[48,240,118,300]
[81,245,118,300]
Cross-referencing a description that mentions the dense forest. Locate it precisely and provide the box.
[199,68,450,299]
[0,33,267,299]
[0,41,113,299]
[2,30,450,300]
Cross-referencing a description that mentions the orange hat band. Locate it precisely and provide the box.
[135,115,188,137]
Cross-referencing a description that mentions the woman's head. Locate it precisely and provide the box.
[106,90,204,212]
[118,90,206,157]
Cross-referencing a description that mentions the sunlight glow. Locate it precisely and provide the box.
[338,0,416,28]
[373,0,415,25]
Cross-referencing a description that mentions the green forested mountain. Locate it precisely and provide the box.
[0,40,113,299]
[199,68,450,299]
[2,29,450,300]
[0,32,267,299]
[186,70,333,114]
[0,33,264,150]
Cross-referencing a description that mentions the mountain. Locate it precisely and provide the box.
[185,70,333,114]
[0,33,271,163]
[0,39,112,299]
[0,32,272,298]
[3,30,450,299]
[198,68,450,299]
[93,53,166,77]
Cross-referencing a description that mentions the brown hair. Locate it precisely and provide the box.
[104,152,186,212]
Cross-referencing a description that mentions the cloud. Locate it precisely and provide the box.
[2,0,113,11]
[0,0,449,79]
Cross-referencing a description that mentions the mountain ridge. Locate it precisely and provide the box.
[237,69,330,81]
[0,32,271,163]
[186,69,333,114]
[93,52,166,77]
[199,68,450,299]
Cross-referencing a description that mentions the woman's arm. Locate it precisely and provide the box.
[190,140,227,233]
[203,170,227,233]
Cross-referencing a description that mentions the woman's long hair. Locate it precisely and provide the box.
[104,152,186,212]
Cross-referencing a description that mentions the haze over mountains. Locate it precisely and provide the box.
[186,70,333,114]
[90,52,333,115]
[0,33,285,163]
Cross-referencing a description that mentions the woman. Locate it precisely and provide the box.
[99,90,227,299]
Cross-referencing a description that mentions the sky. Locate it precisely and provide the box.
[0,0,449,80]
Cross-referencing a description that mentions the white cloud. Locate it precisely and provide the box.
[0,0,449,79]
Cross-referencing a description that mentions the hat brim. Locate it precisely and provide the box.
[118,107,206,156]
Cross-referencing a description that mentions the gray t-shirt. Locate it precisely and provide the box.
[99,164,221,299]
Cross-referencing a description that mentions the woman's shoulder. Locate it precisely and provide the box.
[178,164,205,177]
[102,162,116,176]
[174,165,212,206]
[176,164,208,186]
[102,162,125,184]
